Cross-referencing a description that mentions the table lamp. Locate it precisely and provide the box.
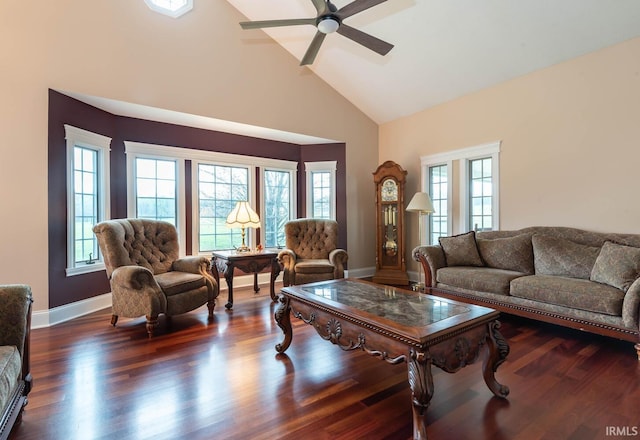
[226,201,261,252]
[406,192,435,291]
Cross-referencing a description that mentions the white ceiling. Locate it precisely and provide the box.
[226,0,640,124]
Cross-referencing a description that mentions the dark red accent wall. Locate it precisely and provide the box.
[48,90,346,308]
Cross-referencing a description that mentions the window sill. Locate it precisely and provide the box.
[66,262,106,277]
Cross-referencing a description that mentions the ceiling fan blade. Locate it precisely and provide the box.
[240,18,316,30]
[301,31,327,66]
[337,24,393,56]
[337,0,387,20]
[310,0,327,14]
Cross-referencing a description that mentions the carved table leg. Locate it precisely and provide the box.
[270,258,281,302]
[408,348,434,440]
[482,320,510,398]
[253,273,260,293]
[274,295,292,353]
[224,264,234,310]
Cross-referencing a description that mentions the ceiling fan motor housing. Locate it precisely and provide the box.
[317,15,340,34]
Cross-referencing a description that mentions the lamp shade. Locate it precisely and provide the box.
[225,201,261,229]
[406,192,435,214]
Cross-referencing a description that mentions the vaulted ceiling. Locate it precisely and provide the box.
[226,0,640,124]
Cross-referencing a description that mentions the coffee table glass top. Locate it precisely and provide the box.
[294,279,471,327]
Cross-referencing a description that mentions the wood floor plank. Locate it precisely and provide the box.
[8,282,640,440]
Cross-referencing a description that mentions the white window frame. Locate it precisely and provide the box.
[260,163,298,248]
[305,161,337,220]
[65,125,111,276]
[144,0,193,18]
[125,141,187,254]
[424,161,453,245]
[459,142,501,233]
[420,140,500,238]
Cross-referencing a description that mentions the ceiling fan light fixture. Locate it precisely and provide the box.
[317,16,340,34]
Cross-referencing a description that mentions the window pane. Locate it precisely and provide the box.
[73,146,99,264]
[429,164,448,244]
[264,170,291,248]
[198,164,250,252]
[469,158,492,231]
[310,171,331,219]
[135,158,177,225]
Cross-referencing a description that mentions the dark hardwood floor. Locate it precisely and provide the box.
[10,282,640,440]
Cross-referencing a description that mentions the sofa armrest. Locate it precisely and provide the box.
[172,256,211,275]
[622,277,640,329]
[329,249,348,278]
[412,245,446,287]
[0,284,32,386]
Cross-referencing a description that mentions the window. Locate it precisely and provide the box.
[420,141,500,239]
[134,158,177,225]
[65,125,111,276]
[428,164,448,245]
[468,157,493,231]
[305,161,336,219]
[197,163,250,252]
[262,169,294,248]
[144,0,193,18]
[125,142,186,251]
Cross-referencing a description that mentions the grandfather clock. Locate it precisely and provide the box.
[372,161,409,285]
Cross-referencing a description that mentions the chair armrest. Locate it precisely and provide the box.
[329,249,348,279]
[172,256,211,275]
[277,249,297,271]
[0,284,32,383]
[412,245,446,288]
[111,265,159,290]
[622,277,640,329]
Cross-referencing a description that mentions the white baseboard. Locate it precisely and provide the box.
[31,267,386,329]
[32,291,113,329]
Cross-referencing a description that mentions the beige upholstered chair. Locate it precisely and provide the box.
[278,218,348,287]
[93,219,218,337]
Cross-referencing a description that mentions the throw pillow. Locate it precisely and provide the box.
[439,231,484,267]
[532,234,600,279]
[591,241,640,292]
[476,233,534,274]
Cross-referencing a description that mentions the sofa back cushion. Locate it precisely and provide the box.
[532,234,600,279]
[591,241,640,292]
[477,233,534,274]
[439,231,484,267]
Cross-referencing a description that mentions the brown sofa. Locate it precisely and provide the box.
[0,284,32,440]
[413,227,640,359]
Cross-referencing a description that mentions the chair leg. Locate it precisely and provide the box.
[207,299,216,318]
[145,315,158,337]
[111,315,119,326]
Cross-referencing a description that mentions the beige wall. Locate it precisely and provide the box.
[0,1,379,311]
[381,37,640,274]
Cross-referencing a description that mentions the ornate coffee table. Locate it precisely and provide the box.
[275,278,510,439]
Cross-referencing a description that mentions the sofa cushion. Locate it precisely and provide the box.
[439,231,484,267]
[532,234,600,279]
[294,259,335,274]
[590,241,640,292]
[477,233,534,274]
[437,267,524,295]
[510,275,625,316]
[154,271,206,296]
[0,345,21,416]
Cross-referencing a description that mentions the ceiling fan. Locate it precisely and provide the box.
[239,0,394,66]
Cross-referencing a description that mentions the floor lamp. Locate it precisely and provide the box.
[406,192,435,292]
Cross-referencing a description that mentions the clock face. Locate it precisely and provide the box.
[381,179,398,202]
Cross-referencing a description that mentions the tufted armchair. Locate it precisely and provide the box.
[277,218,348,287]
[93,219,218,337]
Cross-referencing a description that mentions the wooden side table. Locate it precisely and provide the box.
[211,249,281,309]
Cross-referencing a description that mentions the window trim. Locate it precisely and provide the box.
[65,125,111,276]
[305,161,337,220]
